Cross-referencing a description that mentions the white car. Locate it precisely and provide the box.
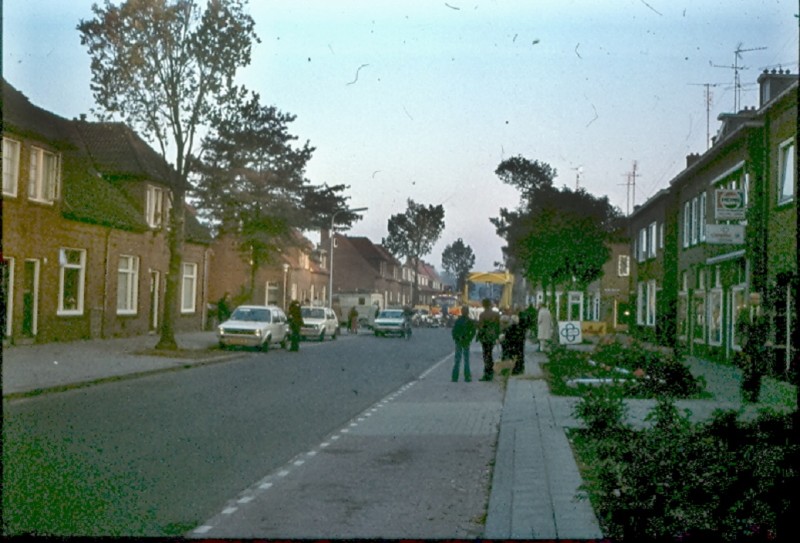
[217,305,289,351]
[373,309,412,338]
[299,306,339,341]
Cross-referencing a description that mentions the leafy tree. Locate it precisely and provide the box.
[78,0,259,349]
[491,156,624,302]
[192,91,356,295]
[441,238,476,293]
[383,199,445,305]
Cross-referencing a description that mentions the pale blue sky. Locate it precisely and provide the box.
[4,0,798,270]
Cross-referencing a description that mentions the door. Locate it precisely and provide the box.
[22,259,39,337]
[2,258,13,338]
[149,270,160,332]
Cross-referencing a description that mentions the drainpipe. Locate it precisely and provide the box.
[202,247,211,331]
[101,226,112,339]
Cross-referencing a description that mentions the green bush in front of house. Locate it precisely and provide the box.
[571,397,799,541]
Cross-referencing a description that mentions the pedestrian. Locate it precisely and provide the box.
[348,306,359,334]
[216,292,231,324]
[537,302,553,352]
[451,304,476,382]
[505,312,529,375]
[287,300,304,351]
[476,298,501,381]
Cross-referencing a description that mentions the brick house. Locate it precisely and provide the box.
[628,70,797,365]
[2,80,211,344]
[208,229,330,313]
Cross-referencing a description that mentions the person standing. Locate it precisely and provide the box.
[537,302,553,352]
[216,292,231,324]
[348,306,359,334]
[451,304,476,382]
[287,300,304,352]
[506,311,529,375]
[476,298,501,381]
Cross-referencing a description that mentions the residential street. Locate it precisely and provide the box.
[3,329,470,536]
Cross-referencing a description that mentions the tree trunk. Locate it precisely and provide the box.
[155,188,186,350]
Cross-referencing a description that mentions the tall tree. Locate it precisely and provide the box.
[383,199,445,305]
[491,156,624,301]
[192,91,356,295]
[441,238,476,294]
[78,0,259,349]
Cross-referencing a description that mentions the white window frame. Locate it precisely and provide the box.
[778,138,795,205]
[683,201,691,248]
[690,196,699,245]
[698,192,706,241]
[638,228,647,262]
[28,146,60,204]
[646,279,657,327]
[116,255,140,315]
[58,248,86,316]
[181,262,198,314]
[648,222,657,258]
[707,288,723,346]
[617,254,630,277]
[3,257,14,337]
[658,222,664,250]
[265,281,279,305]
[146,185,170,228]
[3,137,21,197]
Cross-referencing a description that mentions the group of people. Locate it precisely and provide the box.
[450,298,553,382]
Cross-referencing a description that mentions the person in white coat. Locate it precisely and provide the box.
[536,302,553,352]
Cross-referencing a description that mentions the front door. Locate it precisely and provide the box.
[22,259,39,337]
[149,270,160,332]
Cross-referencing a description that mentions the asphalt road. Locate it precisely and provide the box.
[2,327,454,537]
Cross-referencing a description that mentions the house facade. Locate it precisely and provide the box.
[628,70,797,367]
[2,81,211,344]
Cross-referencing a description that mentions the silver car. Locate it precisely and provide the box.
[217,305,289,351]
[373,309,412,338]
[300,306,339,341]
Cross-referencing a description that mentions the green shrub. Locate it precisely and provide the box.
[573,386,628,435]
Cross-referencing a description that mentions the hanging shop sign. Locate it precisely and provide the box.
[705,223,745,245]
[714,189,746,220]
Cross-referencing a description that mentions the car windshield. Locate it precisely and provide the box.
[301,308,325,319]
[378,310,404,319]
[230,307,270,322]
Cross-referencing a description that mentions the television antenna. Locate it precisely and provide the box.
[688,82,725,149]
[711,42,767,111]
[570,165,583,190]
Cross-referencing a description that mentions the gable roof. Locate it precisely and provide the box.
[2,79,80,149]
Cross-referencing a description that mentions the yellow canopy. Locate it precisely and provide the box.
[464,271,514,309]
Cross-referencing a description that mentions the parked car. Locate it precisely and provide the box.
[300,306,339,341]
[217,305,289,351]
[373,309,412,338]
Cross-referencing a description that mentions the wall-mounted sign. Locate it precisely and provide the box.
[557,321,583,345]
[706,223,745,245]
[715,189,746,220]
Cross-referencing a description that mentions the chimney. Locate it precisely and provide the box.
[758,69,798,108]
[686,153,701,168]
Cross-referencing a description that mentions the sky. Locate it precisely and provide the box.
[3,0,798,271]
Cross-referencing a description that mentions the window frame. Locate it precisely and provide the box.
[181,262,198,314]
[28,146,60,204]
[146,184,170,228]
[116,255,140,315]
[617,254,630,277]
[648,222,657,258]
[778,137,796,205]
[683,201,691,248]
[57,248,86,316]
[3,137,21,197]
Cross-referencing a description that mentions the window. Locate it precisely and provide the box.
[265,281,279,305]
[690,196,699,245]
[58,248,86,315]
[636,282,645,325]
[638,228,647,262]
[778,139,795,204]
[2,257,14,337]
[646,280,657,326]
[707,289,723,345]
[28,146,60,203]
[698,192,706,241]
[146,185,170,228]
[3,138,21,197]
[658,222,664,250]
[117,255,139,314]
[648,222,657,258]
[617,254,630,277]
[181,262,197,313]
[683,201,691,248]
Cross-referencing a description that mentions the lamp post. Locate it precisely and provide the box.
[328,207,368,309]
[282,262,289,309]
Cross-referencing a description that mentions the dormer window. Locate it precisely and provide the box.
[146,185,170,228]
[28,146,60,204]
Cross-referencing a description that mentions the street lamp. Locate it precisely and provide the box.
[328,206,368,309]
[282,262,289,309]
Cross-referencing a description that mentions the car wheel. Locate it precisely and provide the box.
[260,337,270,352]
[319,331,325,342]
[332,328,338,340]
[218,341,227,350]
[280,337,287,349]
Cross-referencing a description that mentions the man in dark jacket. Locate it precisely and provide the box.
[504,311,529,375]
[287,300,304,352]
[476,298,501,381]
[451,305,476,382]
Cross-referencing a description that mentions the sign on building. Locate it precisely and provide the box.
[714,189,746,220]
[557,320,583,345]
[705,223,745,245]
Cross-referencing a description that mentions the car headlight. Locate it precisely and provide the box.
[218,326,225,335]
[255,329,262,337]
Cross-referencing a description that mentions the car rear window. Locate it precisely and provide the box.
[301,308,325,319]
